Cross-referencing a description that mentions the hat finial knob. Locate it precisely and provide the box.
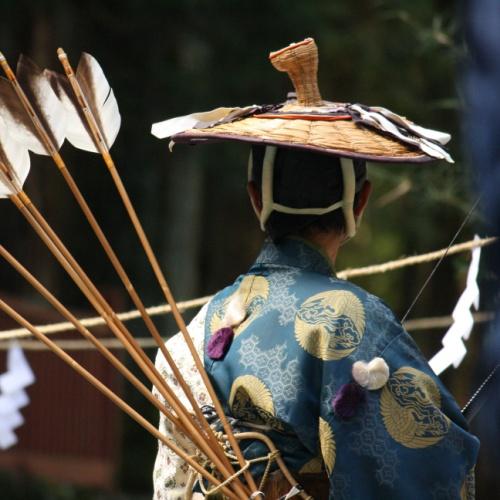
[269,38,323,107]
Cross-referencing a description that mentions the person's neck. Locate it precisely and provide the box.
[303,230,344,267]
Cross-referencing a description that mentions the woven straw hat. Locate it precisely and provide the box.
[152,38,452,164]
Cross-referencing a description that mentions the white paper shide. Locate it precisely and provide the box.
[429,236,482,375]
[0,342,35,449]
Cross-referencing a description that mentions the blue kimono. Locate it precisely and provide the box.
[203,238,479,499]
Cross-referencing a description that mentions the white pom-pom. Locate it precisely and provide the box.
[222,295,246,328]
[352,361,370,387]
[352,357,389,390]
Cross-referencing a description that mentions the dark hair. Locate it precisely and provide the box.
[250,145,367,240]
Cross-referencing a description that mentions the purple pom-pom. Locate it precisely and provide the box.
[206,327,234,360]
[331,383,366,419]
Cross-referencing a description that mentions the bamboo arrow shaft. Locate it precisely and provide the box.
[2,49,229,473]
[10,193,247,494]
[58,48,257,497]
[0,54,210,438]
[1,151,242,494]
[10,193,181,423]
[0,244,179,426]
[55,49,223,455]
[0,160,22,193]
[49,150,215,443]
[0,50,246,494]
[0,49,250,497]
[10,193,240,486]
[109,129,258,497]
[0,298,239,500]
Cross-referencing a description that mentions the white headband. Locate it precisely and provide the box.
[249,146,358,239]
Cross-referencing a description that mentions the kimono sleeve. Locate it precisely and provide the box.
[319,330,480,500]
[152,303,211,500]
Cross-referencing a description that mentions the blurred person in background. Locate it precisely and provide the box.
[463,0,500,493]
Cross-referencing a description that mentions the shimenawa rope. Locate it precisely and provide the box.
[0,236,495,343]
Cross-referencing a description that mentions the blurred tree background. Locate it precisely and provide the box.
[0,0,497,498]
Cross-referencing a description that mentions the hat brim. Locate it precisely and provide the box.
[172,115,433,164]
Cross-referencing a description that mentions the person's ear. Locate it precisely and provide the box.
[354,180,372,217]
[247,181,263,218]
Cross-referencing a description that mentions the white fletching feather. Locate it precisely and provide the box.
[15,55,67,154]
[45,53,121,153]
[45,69,96,152]
[0,77,46,155]
[0,116,30,199]
[76,52,121,151]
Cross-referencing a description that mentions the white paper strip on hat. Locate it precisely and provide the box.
[429,235,481,375]
[370,106,451,145]
[151,106,256,139]
[0,343,35,450]
[349,104,454,163]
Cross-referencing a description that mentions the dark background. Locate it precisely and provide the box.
[0,1,497,498]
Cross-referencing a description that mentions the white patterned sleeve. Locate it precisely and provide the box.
[152,303,212,500]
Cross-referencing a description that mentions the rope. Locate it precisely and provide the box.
[403,311,493,332]
[198,457,252,496]
[194,432,280,499]
[336,235,495,280]
[0,311,493,351]
[0,336,161,350]
[0,295,212,340]
[258,449,280,492]
[0,236,495,341]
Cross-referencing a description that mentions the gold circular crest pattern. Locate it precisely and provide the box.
[319,417,336,475]
[299,456,324,474]
[460,468,475,500]
[294,290,365,360]
[210,275,269,337]
[229,375,278,428]
[380,366,450,449]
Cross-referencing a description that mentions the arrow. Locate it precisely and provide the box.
[45,52,120,152]
[0,51,249,497]
[0,300,236,498]
[0,53,65,156]
[55,48,255,494]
